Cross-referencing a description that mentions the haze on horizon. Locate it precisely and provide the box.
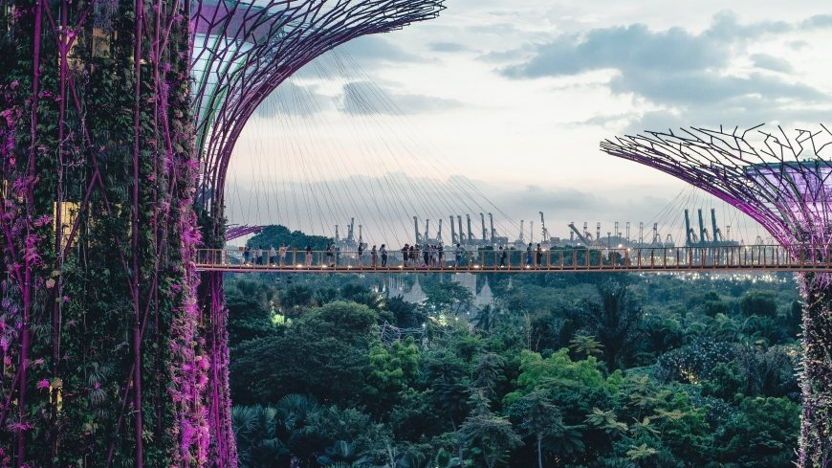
[224,0,832,244]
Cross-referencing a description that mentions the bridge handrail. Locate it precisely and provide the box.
[192,244,832,272]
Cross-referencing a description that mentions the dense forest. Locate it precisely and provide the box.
[227,232,803,467]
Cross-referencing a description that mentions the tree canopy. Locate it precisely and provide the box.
[226,270,802,467]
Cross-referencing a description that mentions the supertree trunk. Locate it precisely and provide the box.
[798,272,832,466]
[202,271,237,467]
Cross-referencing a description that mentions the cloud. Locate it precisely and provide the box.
[702,10,791,42]
[750,53,793,73]
[340,81,463,115]
[623,100,832,134]
[498,185,604,212]
[250,79,464,119]
[701,11,831,42]
[504,11,832,130]
[428,41,472,53]
[788,40,809,50]
[610,70,824,105]
[503,23,720,79]
[502,11,832,80]
[330,35,422,64]
[802,14,832,28]
[291,35,428,80]
[254,82,334,118]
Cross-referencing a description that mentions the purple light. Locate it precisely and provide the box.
[601,125,832,252]
[225,225,264,241]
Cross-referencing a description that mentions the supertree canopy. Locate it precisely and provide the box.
[190,0,444,228]
[601,124,832,466]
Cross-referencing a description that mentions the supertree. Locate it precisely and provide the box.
[601,124,832,466]
[0,0,441,465]
[0,0,203,463]
[188,1,443,464]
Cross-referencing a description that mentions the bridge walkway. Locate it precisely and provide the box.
[194,245,832,273]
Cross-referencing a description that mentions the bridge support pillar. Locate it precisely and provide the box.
[798,272,832,467]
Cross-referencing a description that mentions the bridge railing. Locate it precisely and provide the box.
[193,245,832,271]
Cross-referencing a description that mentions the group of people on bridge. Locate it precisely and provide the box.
[400,243,446,267]
[243,245,290,266]
[238,241,562,269]
[243,244,392,268]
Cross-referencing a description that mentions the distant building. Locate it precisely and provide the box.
[386,273,495,308]
[386,276,427,304]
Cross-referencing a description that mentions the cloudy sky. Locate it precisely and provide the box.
[226,0,832,244]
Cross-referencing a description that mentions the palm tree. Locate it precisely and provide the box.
[474,305,498,332]
[508,391,569,468]
[586,408,628,435]
[626,443,658,462]
[275,393,319,431]
[568,333,604,360]
[580,281,643,370]
[473,352,506,402]
[459,391,522,468]
[274,394,320,465]
[317,440,372,466]
[232,405,287,467]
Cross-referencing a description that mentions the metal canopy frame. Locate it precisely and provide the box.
[189,0,445,226]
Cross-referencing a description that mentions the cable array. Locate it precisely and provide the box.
[225,48,522,245]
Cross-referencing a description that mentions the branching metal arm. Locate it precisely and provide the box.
[190,0,444,221]
[601,125,832,255]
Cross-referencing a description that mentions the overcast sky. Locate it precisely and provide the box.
[225,0,832,244]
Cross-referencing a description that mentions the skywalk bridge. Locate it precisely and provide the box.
[194,245,832,273]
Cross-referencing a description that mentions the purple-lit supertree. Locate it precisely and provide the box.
[0,0,204,463]
[0,0,440,464]
[188,1,443,464]
[601,124,832,466]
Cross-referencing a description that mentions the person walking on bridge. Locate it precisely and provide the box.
[358,243,365,266]
[536,243,543,268]
[499,245,507,268]
[380,244,388,267]
[526,243,533,267]
[402,244,409,267]
[269,246,277,266]
[455,244,464,267]
[279,243,287,266]
[243,246,251,265]
[371,245,378,268]
[326,243,335,267]
[305,244,313,267]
